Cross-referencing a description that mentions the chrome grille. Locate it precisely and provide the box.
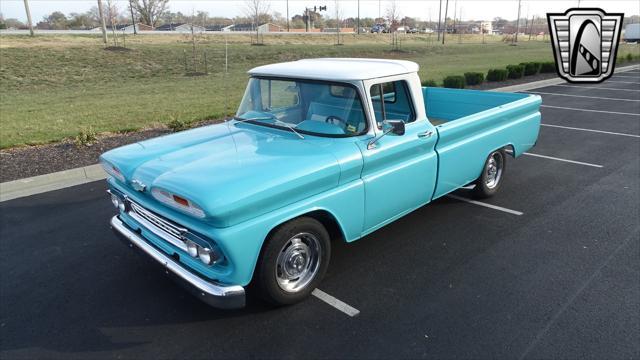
[128,201,189,251]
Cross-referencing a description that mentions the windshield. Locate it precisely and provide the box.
[235,78,368,137]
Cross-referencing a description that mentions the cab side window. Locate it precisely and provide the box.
[370,80,415,128]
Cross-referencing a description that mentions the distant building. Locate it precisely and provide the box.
[257,23,283,33]
[155,23,183,31]
[92,24,153,33]
[174,24,206,33]
[480,21,493,34]
[232,23,254,32]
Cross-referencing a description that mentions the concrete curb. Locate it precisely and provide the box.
[491,64,639,93]
[1,64,638,203]
[0,164,106,202]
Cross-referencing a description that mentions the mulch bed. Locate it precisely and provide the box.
[0,71,612,183]
[0,128,171,183]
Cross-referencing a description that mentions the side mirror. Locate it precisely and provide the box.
[383,120,405,136]
[367,120,406,150]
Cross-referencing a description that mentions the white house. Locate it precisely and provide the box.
[480,21,493,34]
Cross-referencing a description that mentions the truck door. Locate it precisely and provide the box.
[357,80,438,232]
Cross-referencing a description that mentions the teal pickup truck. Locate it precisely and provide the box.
[103,58,541,308]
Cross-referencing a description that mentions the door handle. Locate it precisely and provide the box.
[418,130,434,139]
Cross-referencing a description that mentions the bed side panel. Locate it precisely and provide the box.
[432,93,541,199]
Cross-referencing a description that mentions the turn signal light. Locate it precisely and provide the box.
[151,188,205,218]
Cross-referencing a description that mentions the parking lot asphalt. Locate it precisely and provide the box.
[1,71,639,359]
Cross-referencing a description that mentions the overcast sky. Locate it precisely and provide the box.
[1,0,638,23]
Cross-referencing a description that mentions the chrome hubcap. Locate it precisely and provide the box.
[276,233,321,293]
[485,152,504,189]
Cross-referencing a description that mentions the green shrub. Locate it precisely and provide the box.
[539,62,556,73]
[627,53,634,62]
[506,64,525,79]
[486,68,508,82]
[521,62,542,76]
[464,72,485,85]
[442,75,466,89]
[167,117,189,132]
[74,127,98,146]
[422,79,438,87]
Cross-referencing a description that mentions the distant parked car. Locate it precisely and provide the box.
[370,24,385,33]
[408,28,419,34]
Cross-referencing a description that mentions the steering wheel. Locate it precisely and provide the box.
[325,115,346,126]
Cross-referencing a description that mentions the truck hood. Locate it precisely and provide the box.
[101,123,341,227]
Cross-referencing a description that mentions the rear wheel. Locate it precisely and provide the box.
[255,217,330,305]
[472,149,507,199]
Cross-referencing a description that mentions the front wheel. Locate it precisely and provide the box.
[254,217,331,306]
[472,149,507,199]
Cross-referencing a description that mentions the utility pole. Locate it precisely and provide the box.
[129,0,137,34]
[442,0,449,44]
[514,0,521,43]
[357,0,360,34]
[286,0,290,32]
[437,0,442,41]
[452,0,457,35]
[529,15,534,40]
[378,0,381,21]
[97,0,108,45]
[23,0,34,37]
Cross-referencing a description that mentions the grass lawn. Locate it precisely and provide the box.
[0,33,637,148]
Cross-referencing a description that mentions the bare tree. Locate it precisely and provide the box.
[106,0,119,45]
[385,0,400,30]
[133,0,169,28]
[334,0,343,45]
[245,0,270,44]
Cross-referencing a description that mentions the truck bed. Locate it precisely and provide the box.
[422,87,541,199]
[423,87,532,125]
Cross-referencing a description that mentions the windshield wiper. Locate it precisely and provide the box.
[232,116,304,139]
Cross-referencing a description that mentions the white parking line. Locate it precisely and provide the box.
[541,123,640,138]
[312,289,360,317]
[526,91,640,102]
[540,105,640,116]
[523,152,603,168]
[446,194,524,216]
[550,84,640,92]
[604,80,640,84]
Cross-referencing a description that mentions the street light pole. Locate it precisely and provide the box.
[23,0,34,37]
[287,0,290,32]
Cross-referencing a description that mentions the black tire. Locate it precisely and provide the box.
[254,217,331,306]
[472,149,507,199]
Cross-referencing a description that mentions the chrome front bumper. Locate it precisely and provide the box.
[110,215,245,309]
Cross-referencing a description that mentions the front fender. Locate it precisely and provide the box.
[216,179,364,286]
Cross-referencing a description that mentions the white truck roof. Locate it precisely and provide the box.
[248,58,420,81]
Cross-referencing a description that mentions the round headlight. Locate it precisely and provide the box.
[186,241,199,258]
[198,248,213,265]
[111,194,120,209]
